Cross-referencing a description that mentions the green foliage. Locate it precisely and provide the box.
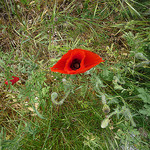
[137,88,150,116]
[123,31,149,55]
[116,122,142,149]
[0,0,150,149]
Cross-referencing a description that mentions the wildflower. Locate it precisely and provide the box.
[5,76,19,85]
[50,49,104,74]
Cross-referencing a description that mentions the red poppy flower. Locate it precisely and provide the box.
[50,49,104,74]
[5,76,19,85]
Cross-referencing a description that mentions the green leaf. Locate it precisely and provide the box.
[101,69,113,81]
[137,88,150,104]
[139,104,150,116]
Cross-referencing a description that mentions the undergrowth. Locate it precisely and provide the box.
[0,0,150,150]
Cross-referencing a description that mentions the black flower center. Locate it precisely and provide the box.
[70,59,81,70]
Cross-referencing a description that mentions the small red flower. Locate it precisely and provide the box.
[5,76,19,85]
[5,80,8,85]
[50,49,104,74]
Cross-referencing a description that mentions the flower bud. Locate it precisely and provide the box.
[101,118,110,128]
[62,78,67,83]
[51,92,58,104]
[102,104,110,114]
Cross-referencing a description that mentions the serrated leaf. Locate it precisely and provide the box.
[137,88,150,104]
[114,83,124,90]
[102,69,113,81]
[139,104,150,116]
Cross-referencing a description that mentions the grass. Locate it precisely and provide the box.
[0,0,150,149]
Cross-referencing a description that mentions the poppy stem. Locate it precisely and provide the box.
[51,90,70,105]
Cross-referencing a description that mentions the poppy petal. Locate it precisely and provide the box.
[64,49,85,74]
[50,49,104,74]
[10,76,19,85]
[84,49,104,69]
[50,50,72,74]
